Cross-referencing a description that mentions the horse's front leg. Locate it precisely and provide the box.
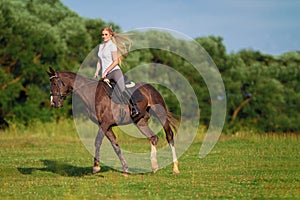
[93,127,104,174]
[106,128,128,174]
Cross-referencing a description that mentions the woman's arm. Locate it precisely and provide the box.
[94,59,102,78]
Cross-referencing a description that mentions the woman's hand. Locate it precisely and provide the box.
[94,73,99,79]
[101,71,107,79]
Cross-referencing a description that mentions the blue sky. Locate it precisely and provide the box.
[61,0,300,55]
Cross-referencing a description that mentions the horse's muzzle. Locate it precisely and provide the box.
[50,98,63,108]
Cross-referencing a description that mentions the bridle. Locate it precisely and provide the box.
[49,74,71,100]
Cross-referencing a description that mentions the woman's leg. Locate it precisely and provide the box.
[107,69,140,117]
[107,69,125,92]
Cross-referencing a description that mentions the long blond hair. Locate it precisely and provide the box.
[102,27,132,66]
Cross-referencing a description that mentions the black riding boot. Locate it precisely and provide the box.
[122,89,140,117]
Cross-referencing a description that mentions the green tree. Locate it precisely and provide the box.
[0,0,97,126]
[195,36,228,72]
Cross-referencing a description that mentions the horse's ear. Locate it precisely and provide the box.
[47,67,56,77]
[47,71,52,77]
[49,67,56,74]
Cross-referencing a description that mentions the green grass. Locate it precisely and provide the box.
[0,120,299,199]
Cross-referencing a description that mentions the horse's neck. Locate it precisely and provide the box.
[64,73,99,109]
[59,72,92,92]
[59,72,76,90]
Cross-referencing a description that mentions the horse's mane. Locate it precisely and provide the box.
[58,71,101,84]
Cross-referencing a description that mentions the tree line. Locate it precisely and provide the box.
[1,0,299,133]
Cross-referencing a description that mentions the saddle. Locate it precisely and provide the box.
[102,77,143,105]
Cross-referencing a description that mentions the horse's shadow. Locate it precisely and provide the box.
[17,159,112,177]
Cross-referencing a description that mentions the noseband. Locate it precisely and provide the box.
[49,75,71,99]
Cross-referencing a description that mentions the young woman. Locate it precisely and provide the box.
[94,27,140,117]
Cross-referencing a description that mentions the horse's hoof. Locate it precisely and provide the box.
[152,167,158,173]
[151,157,158,173]
[122,172,129,177]
[173,161,180,174]
[92,166,101,174]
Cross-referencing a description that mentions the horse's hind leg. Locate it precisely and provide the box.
[160,121,180,174]
[151,106,180,174]
[136,118,159,173]
[170,143,179,174]
[105,128,129,174]
[164,126,180,174]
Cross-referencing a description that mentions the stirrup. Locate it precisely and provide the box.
[131,106,140,117]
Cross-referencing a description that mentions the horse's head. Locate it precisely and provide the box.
[47,67,70,108]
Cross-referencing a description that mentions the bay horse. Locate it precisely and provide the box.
[47,67,180,174]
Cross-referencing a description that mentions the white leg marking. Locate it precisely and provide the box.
[170,144,178,162]
[151,144,158,173]
[170,144,180,174]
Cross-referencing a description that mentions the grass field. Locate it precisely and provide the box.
[0,119,300,199]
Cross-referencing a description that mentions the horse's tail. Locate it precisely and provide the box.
[166,111,179,135]
[144,83,179,144]
[163,111,179,145]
